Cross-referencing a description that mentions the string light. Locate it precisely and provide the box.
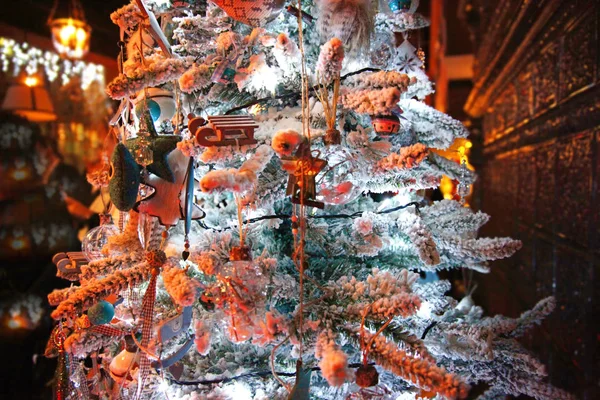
[0,37,104,90]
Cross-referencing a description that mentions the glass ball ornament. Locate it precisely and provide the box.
[317,170,362,205]
[370,34,394,68]
[82,214,119,261]
[387,0,418,13]
[87,300,115,325]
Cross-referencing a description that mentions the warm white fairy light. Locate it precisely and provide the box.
[0,37,104,89]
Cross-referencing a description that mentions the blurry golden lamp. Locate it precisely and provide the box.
[0,75,57,122]
[7,315,27,330]
[24,76,38,87]
[48,0,91,59]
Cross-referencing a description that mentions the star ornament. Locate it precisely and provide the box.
[126,106,181,183]
[136,149,205,226]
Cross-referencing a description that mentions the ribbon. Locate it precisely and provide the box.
[90,325,130,337]
[135,272,158,399]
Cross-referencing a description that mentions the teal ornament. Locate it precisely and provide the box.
[211,57,238,84]
[134,88,176,126]
[388,0,413,13]
[135,98,161,123]
[147,99,161,122]
[109,144,141,211]
[87,300,115,325]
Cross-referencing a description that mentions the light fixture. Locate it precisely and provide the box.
[1,75,57,122]
[48,0,91,59]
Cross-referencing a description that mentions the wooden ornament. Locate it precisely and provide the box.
[281,142,327,209]
[136,149,205,226]
[53,252,88,281]
[211,0,286,27]
[190,115,258,147]
[355,364,379,388]
[109,143,141,211]
[229,245,252,261]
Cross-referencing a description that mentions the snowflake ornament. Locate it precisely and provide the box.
[394,40,423,73]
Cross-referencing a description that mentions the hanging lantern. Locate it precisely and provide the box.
[48,0,92,59]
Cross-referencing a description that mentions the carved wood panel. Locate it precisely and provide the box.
[464,0,600,398]
[516,63,534,123]
[560,12,597,98]
[534,141,556,234]
[535,42,560,114]
[555,131,593,246]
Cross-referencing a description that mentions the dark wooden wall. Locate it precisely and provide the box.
[461,1,599,398]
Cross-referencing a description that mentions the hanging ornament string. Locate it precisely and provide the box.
[294,0,311,365]
[234,194,246,248]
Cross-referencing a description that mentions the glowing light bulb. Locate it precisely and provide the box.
[59,22,76,43]
[24,76,38,87]
[75,28,87,44]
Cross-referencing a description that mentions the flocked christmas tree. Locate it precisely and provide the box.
[45,0,574,399]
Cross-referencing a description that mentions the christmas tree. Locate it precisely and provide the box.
[45,0,574,399]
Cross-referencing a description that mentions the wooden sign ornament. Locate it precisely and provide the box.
[53,252,88,281]
[189,115,259,147]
